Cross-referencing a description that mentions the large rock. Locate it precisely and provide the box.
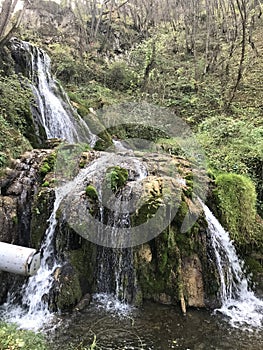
[0,149,53,303]
[182,255,205,307]
[0,148,219,312]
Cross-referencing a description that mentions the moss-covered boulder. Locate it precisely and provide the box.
[212,173,263,291]
[50,264,82,311]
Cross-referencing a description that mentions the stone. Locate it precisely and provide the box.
[182,255,205,308]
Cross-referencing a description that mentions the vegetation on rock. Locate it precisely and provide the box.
[0,0,262,332]
[214,173,262,250]
[105,166,129,192]
[85,184,98,200]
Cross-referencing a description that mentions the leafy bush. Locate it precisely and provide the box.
[105,61,137,91]
[0,322,48,350]
[0,73,34,135]
[0,114,32,170]
[198,116,263,213]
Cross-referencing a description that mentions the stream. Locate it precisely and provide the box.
[49,300,263,350]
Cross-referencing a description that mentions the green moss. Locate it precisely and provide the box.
[42,181,50,187]
[30,189,55,249]
[39,152,57,177]
[173,199,188,226]
[85,185,98,200]
[68,242,97,293]
[131,197,163,227]
[12,215,18,225]
[105,166,128,192]
[55,272,82,311]
[183,180,193,198]
[214,173,258,247]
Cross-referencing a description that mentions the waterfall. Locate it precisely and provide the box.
[95,186,136,312]
[95,143,148,312]
[1,162,101,330]
[203,203,263,329]
[11,38,97,146]
[1,148,147,328]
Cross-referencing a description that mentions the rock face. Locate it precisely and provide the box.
[0,147,220,311]
[182,255,205,307]
[20,0,86,51]
[0,149,53,303]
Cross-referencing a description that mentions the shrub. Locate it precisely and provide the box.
[0,322,48,350]
[105,61,136,91]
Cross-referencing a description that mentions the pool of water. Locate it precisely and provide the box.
[49,298,263,350]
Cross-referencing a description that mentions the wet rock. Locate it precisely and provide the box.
[182,255,205,308]
[74,293,91,312]
[0,149,53,300]
[50,263,82,311]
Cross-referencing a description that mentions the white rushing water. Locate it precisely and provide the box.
[1,159,103,330]
[1,150,147,329]
[202,203,263,330]
[12,39,97,146]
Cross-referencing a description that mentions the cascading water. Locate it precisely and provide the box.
[95,186,136,313]
[1,146,148,328]
[94,142,148,313]
[1,158,106,330]
[202,203,263,329]
[10,38,97,146]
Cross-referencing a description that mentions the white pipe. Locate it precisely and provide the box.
[0,242,41,276]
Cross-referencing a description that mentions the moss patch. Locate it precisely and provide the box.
[105,166,129,192]
[39,152,57,177]
[85,184,98,200]
[214,173,258,247]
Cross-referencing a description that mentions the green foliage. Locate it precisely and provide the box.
[198,115,263,213]
[67,81,119,110]
[0,114,32,170]
[105,61,137,91]
[156,138,185,156]
[0,322,48,350]
[48,44,105,85]
[105,166,128,192]
[39,152,57,177]
[85,185,98,200]
[0,73,36,138]
[214,173,259,247]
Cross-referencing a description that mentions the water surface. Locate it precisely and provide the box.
[50,299,263,350]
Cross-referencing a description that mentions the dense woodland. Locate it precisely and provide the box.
[0,0,262,348]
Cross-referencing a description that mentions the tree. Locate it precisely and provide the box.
[0,0,29,47]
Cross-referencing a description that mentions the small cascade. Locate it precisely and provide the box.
[1,150,147,328]
[1,164,101,330]
[95,187,136,311]
[203,203,263,329]
[10,39,97,146]
[2,185,68,330]
[95,145,147,312]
